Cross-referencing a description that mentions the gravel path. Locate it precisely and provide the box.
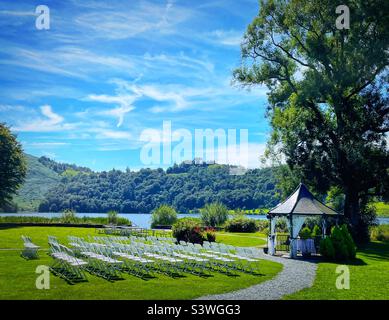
[197,250,317,300]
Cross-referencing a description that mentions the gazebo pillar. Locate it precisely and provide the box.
[322,217,327,238]
[289,214,296,258]
[268,216,276,255]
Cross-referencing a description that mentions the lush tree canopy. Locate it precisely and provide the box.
[38,161,279,213]
[234,0,389,242]
[0,123,27,210]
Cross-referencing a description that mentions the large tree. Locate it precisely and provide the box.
[234,0,389,242]
[0,123,27,209]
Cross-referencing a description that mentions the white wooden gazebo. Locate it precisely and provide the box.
[267,183,342,258]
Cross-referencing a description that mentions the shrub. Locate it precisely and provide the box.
[276,217,289,232]
[200,203,228,227]
[256,220,269,232]
[61,209,76,223]
[224,216,258,233]
[107,210,118,225]
[370,225,389,242]
[204,227,216,242]
[320,237,335,260]
[311,225,322,237]
[299,227,312,240]
[151,205,178,228]
[172,217,204,244]
[320,224,356,261]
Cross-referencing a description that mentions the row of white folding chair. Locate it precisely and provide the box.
[74,241,124,280]
[48,241,88,282]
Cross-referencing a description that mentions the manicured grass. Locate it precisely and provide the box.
[0,226,281,300]
[284,241,389,300]
[374,202,389,217]
[216,232,267,247]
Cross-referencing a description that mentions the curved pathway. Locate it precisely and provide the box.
[197,250,317,300]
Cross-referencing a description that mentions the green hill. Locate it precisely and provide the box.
[12,154,60,211]
[39,162,279,213]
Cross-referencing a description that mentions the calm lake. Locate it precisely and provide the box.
[1,212,389,228]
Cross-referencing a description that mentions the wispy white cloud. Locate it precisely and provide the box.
[0,46,135,79]
[0,10,35,17]
[95,129,132,140]
[205,29,244,46]
[28,142,70,148]
[0,104,26,112]
[88,94,136,127]
[14,105,76,132]
[73,0,192,40]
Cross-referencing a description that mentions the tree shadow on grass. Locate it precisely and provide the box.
[0,225,23,230]
[356,241,389,262]
[295,253,367,266]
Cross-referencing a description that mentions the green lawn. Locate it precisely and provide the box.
[284,241,389,300]
[374,202,389,217]
[216,232,267,247]
[0,226,281,300]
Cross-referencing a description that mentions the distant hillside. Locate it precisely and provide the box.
[38,156,92,175]
[8,155,280,213]
[12,154,60,211]
[39,161,280,213]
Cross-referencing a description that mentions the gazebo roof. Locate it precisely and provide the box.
[268,183,341,216]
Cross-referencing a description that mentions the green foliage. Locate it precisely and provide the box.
[370,225,389,242]
[38,162,279,213]
[256,220,269,232]
[60,209,77,224]
[11,154,60,212]
[374,202,389,217]
[326,186,345,212]
[107,210,118,225]
[299,227,312,240]
[311,225,322,237]
[234,0,389,243]
[224,216,258,233]
[320,225,356,261]
[151,205,177,228]
[172,217,204,244]
[200,203,229,227]
[0,215,131,225]
[38,156,91,175]
[276,217,289,233]
[319,237,335,260]
[204,227,216,242]
[0,124,27,210]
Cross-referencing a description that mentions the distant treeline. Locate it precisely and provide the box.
[38,156,92,174]
[38,161,279,213]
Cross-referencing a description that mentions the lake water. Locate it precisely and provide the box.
[1,212,389,229]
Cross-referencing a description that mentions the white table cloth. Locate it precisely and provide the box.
[297,239,316,254]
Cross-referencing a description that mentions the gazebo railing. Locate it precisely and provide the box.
[275,234,290,252]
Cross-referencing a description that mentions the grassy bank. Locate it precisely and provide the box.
[0,215,131,226]
[0,226,281,300]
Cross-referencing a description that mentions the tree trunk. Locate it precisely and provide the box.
[343,190,361,241]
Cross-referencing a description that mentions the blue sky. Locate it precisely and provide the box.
[0,0,270,171]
